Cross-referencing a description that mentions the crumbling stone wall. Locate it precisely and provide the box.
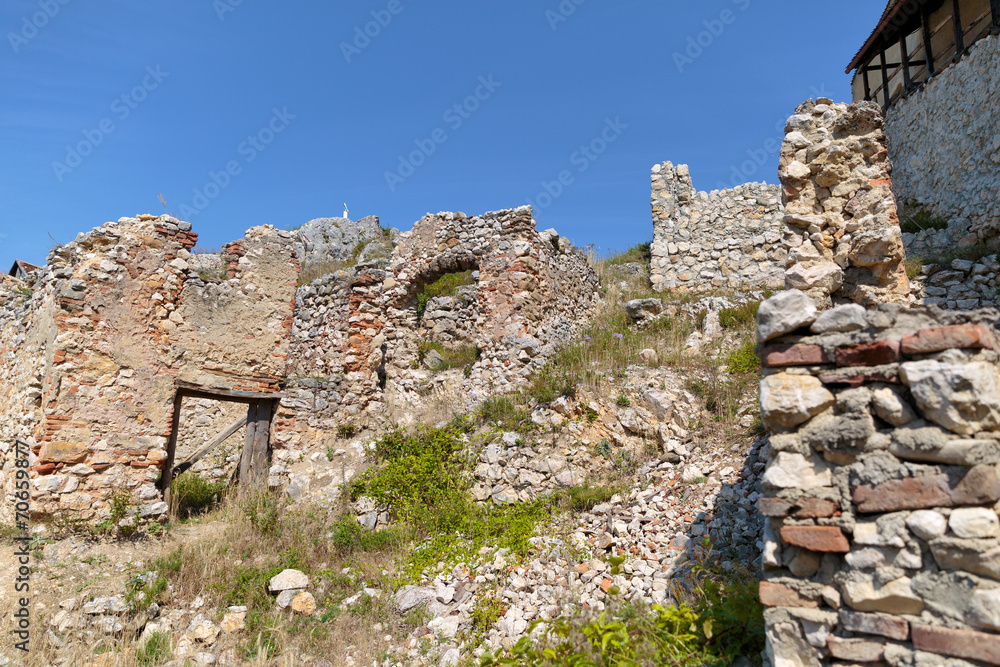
[650,162,786,293]
[886,35,1000,248]
[757,291,1000,666]
[279,207,600,442]
[778,99,910,308]
[0,216,299,524]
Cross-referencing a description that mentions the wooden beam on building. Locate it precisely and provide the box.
[921,3,936,75]
[899,32,912,93]
[174,380,285,403]
[238,401,272,489]
[159,391,185,499]
[992,0,1000,29]
[879,47,891,109]
[863,57,872,101]
[238,402,258,486]
[171,414,248,479]
[952,0,965,56]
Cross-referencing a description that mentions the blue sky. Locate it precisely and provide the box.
[0,0,883,271]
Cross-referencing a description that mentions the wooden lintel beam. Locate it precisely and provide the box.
[952,0,965,55]
[921,3,937,75]
[174,380,285,403]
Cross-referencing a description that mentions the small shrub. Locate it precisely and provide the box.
[725,338,761,374]
[337,423,357,439]
[594,439,612,460]
[563,483,619,512]
[418,340,480,372]
[899,205,949,234]
[477,396,533,431]
[172,472,225,518]
[326,446,335,461]
[578,402,599,423]
[416,270,476,317]
[526,363,579,403]
[602,241,652,266]
[468,590,506,641]
[718,301,760,329]
[329,513,407,554]
[136,631,171,665]
[615,394,631,408]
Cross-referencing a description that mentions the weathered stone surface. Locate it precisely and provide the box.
[757,290,818,343]
[811,303,867,334]
[905,510,948,541]
[624,299,663,321]
[901,325,1000,355]
[291,592,317,615]
[839,609,910,641]
[826,636,886,662]
[268,569,309,592]
[949,508,1000,539]
[780,525,850,552]
[968,588,1000,632]
[929,538,1000,581]
[762,452,832,489]
[39,441,87,464]
[891,436,1000,466]
[760,374,834,431]
[900,360,1000,435]
[841,577,926,615]
[766,621,823,667]
[872,386,916,426]
[911,623,1000,666]
[786,262,844,297]
[759,581,819,608]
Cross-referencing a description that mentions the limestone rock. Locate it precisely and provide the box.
[906,510,948,541]
[810,303,867,334]
[785,262,844,297]
[762,452,832,489]
[871,387,916,427]
[291,592,317,615]
[268,569,309,592]
[841,577,925,615]
[900,360,1000,435]
[757,290,819,343]
[949,508,1000,539]
[759,373,834,430]
[968,588,1000,631]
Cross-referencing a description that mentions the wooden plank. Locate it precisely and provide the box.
[952,0,965,55]
[863,56,872,100]
[239,402,258,486]
[993,0,1000,28]
[922,3,937,75]
[171,414,248,479]
[879,46,891,109]
[158,392,185,499]
[247,401,272,488]
[174,380,285,402]
[899,31,912,93]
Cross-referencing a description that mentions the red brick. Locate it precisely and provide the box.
[827,636,885,662]
[759,581,818,608]
[870,178,892,187]
[853,475,952,513]
[29,463,57,474]
[839,610,909,641]
[901,324,1000,355]
[793,497,841,519]
[760,344,828,368]
[757,498,796,517]
[912,624,1000,666]
[39,441,87,464]
[835,340,901,367]
[780,525,850,552]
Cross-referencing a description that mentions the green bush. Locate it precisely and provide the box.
[418,340,480,371]
[172,472,226,518]
[563,483,619,512]
[477,396,533,431]
[330,513,407,554]
[602,242,652,266]
[725,338,761,374]
[136,631,171,665]
[718,301,760,329]
[416,270,476,317]
[899,206,948,234]
[481,561,765,666]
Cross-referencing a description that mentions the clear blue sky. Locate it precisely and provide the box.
[0,0,883,271]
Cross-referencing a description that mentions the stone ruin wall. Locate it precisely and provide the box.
[778,99,909,308]
[757,296,1000,666]
[278,207,601,453]
[650,162,786,293]
[0,216,299,525]
[758,99,1000,666]
[886,34,1000,250]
